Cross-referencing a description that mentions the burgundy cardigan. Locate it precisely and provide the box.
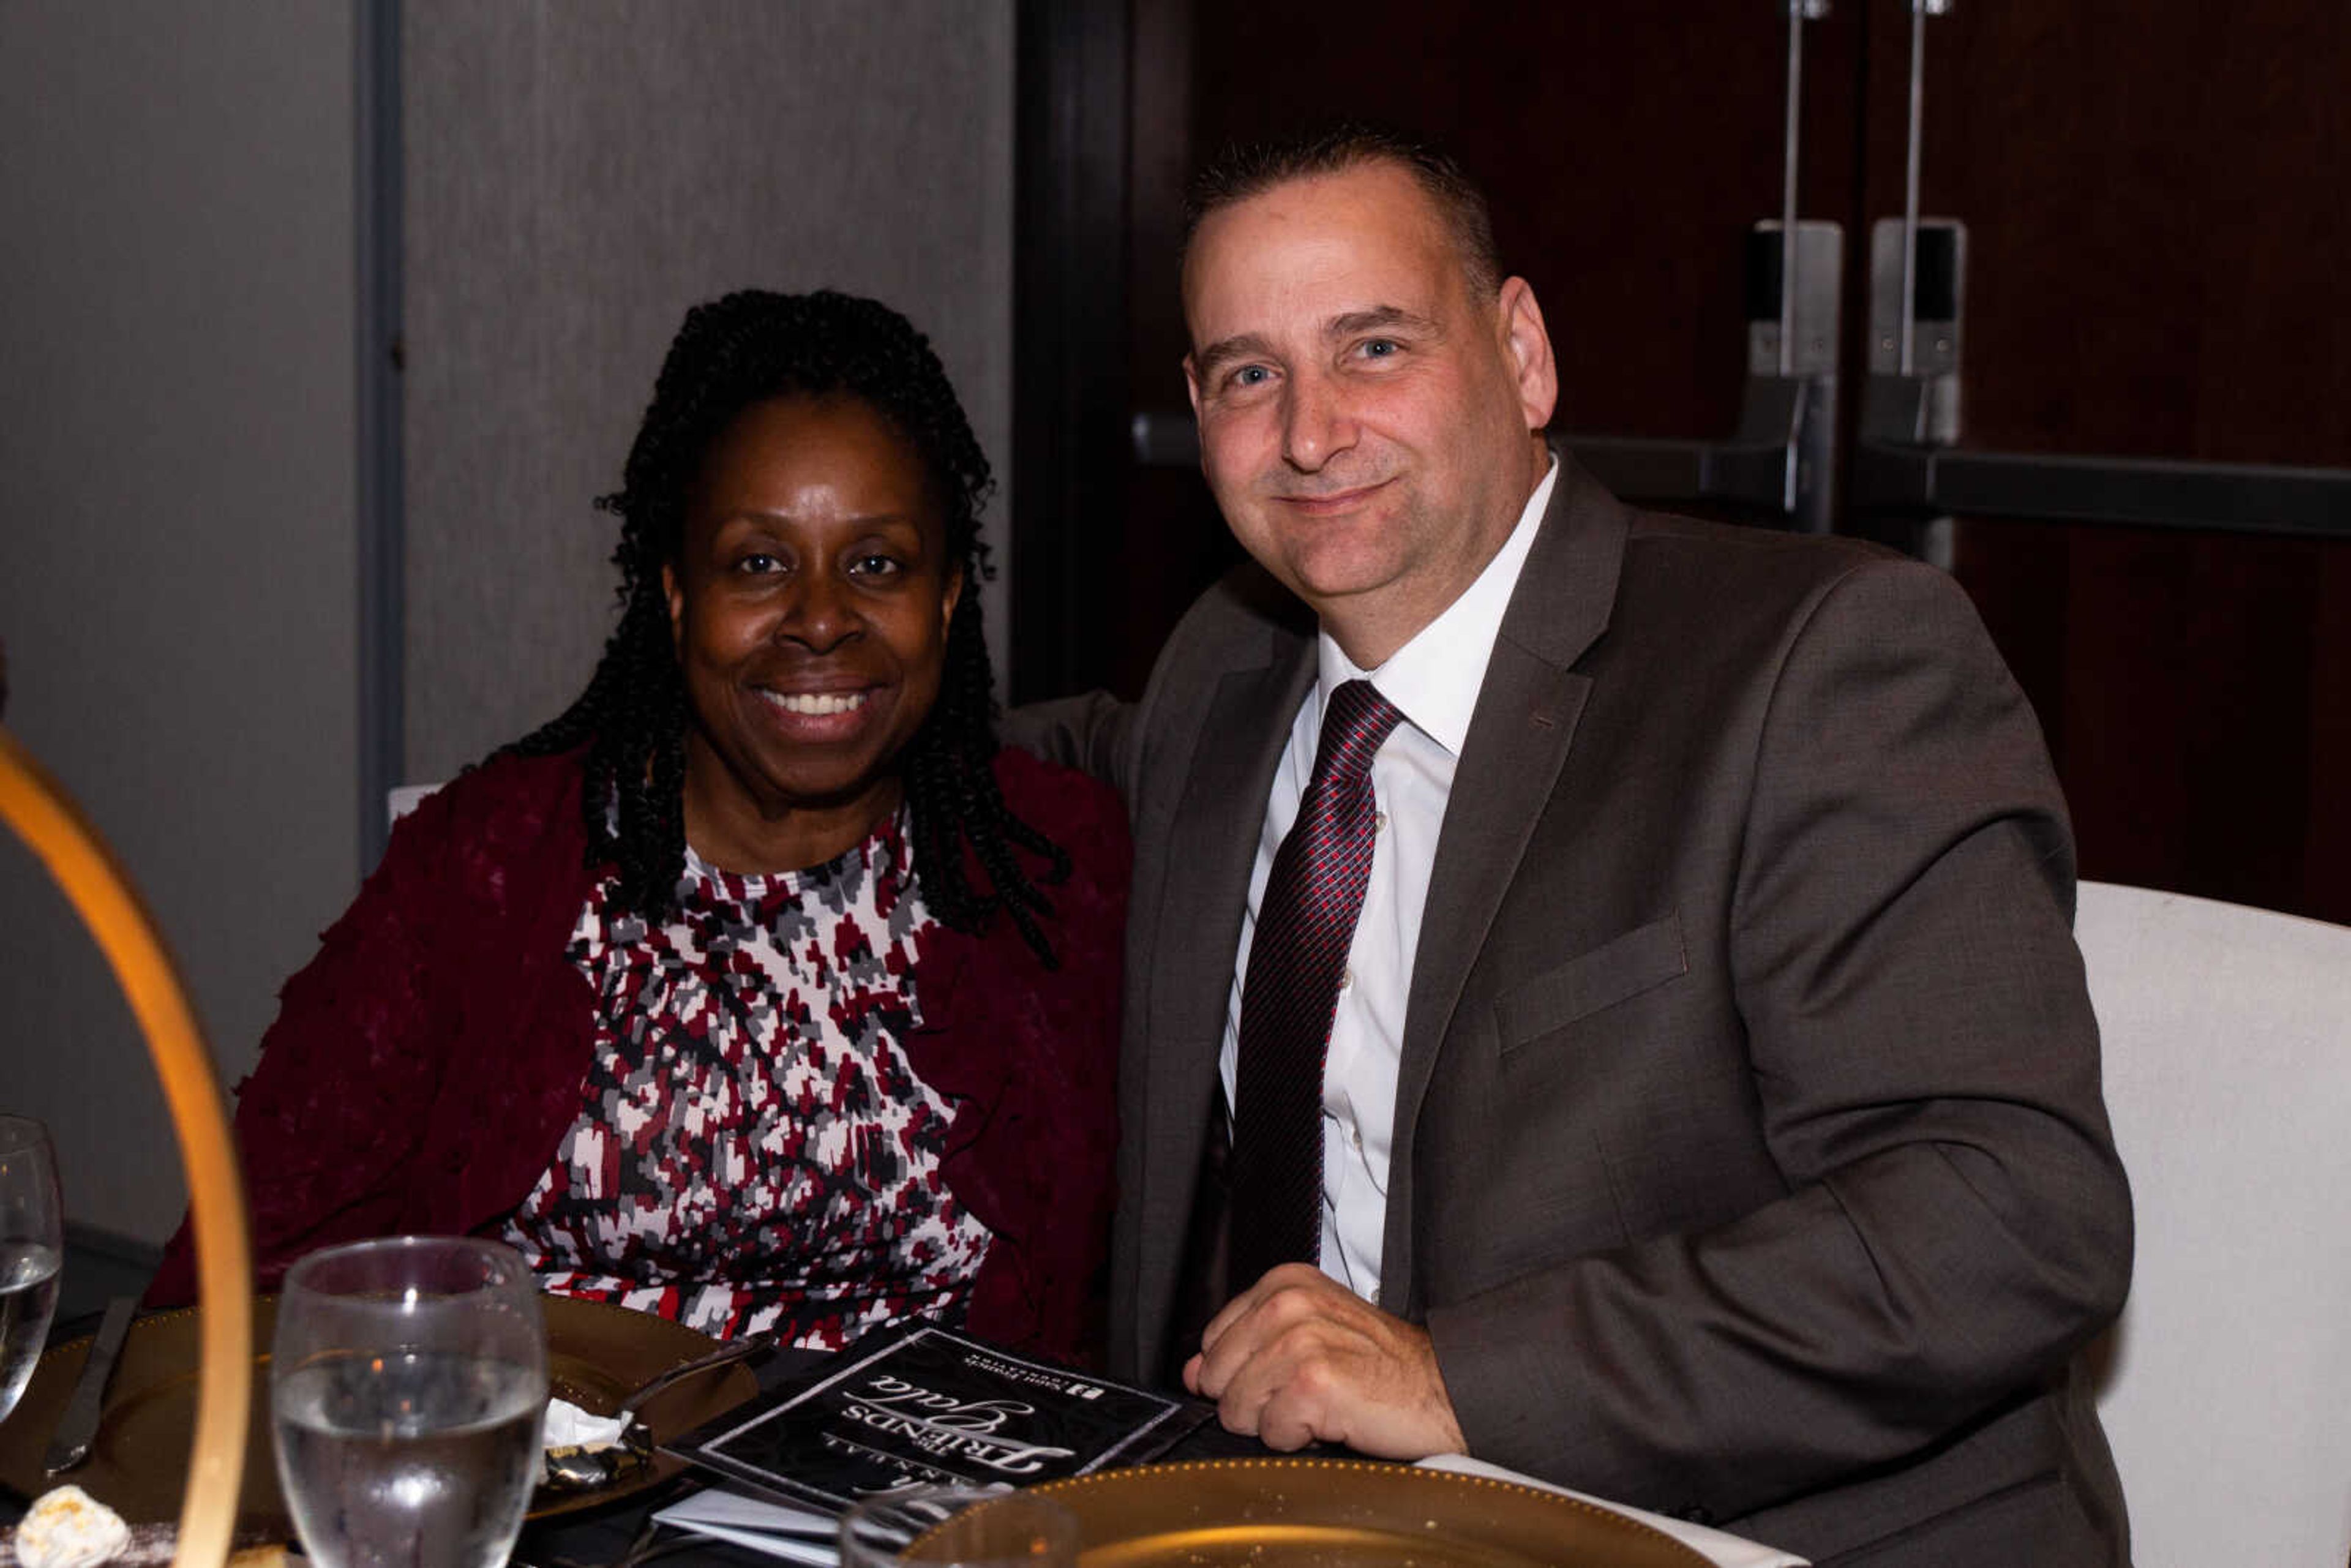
[149,746,1128,1366]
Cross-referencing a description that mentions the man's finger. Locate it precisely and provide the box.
[1197,1261,1322,1358]
[1192,1266,1327,1395]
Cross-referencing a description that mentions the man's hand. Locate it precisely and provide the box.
[1182,1263,1467,1458]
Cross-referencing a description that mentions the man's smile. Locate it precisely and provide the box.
[1272,477,1397,517]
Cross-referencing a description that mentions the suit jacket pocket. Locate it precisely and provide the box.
[1494,910,1687,1052]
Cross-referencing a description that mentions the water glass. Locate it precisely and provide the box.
[271,1237,548,1568]
[839,1485,1079,1567]
[0,1116,63,1425]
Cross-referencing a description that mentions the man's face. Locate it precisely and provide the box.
[1182,162,1556,664]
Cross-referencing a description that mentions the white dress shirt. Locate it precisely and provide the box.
[1221,458,1558,1305]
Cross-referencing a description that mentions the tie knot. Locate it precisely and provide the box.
[1314,680,1404,786]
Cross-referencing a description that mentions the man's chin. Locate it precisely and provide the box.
[1271,541,1407,606]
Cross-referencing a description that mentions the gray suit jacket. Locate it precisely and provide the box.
[1013,460,2133,1566]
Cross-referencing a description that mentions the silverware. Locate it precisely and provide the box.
[42,1294,137,1476]
[612,1329,774,1426]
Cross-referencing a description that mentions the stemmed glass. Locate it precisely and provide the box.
[0,1116,64,1425]
[270,1237,548,1568]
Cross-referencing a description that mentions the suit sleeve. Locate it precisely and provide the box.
[1425,559,2132,1520]
[999,692,1141,797]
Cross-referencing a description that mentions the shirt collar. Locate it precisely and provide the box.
[1316,456,1559,757]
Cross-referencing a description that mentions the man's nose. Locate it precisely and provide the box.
[1279,373,1357,472]
[778,572,861,652]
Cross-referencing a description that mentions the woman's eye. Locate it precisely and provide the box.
[735,552,782,574]
[850,553,904,579]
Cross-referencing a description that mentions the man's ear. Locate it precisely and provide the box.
[1497,276,1559,432]
[662,561,686,659]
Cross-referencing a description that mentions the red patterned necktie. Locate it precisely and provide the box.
[1227,678,1406,1291]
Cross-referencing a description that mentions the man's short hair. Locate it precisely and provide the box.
[1182,122,1502,300]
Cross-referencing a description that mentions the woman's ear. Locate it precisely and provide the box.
[663,561,686,657]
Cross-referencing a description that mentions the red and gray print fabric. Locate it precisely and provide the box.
[502,807,991,1348]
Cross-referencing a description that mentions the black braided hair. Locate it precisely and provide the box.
[508,289,1069,966]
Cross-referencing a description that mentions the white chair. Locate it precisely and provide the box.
[2075,880,2351,1567]
[386,782,439,825]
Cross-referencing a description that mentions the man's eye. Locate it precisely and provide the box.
[1361,338,1399,359]
[1231,365,1272,388]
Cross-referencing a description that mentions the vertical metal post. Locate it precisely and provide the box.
[355,0,405,870]
[1900,0,1952,377]
[1779,6,1804,378]
[1779,1,1831,377]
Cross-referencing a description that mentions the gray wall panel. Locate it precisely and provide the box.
[403,1,1017,781]
[0,2,360,1242]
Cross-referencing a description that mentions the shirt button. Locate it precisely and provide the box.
[1371,1287,1383,1307]
[1340,967,1355,991]
[1351,1127,1365,1152]
[1374,811,1389,833]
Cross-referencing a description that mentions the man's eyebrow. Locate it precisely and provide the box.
[1191,331,1278,383]
[1327,306,1439,339]
[1193,307,1441,382]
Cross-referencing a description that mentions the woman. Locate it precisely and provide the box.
[149,291,1126,1364]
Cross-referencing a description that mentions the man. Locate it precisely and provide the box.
[1014,126,2131,1564]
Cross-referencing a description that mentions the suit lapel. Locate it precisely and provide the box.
[1384,459,1633,1305]
[1135,634,1316,1362]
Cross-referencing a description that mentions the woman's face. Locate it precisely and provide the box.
[664,394,962,871]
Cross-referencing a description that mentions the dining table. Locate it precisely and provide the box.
[0,1311,1322,1568]
[2,1308,1799,1568]
[512,1342,1276,1568]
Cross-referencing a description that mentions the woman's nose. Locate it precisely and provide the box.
[778,572,860,651]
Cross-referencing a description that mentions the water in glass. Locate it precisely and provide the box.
[0,1116,63,1427]
[0,1240,62,1418]
[274,1349,542,1568]
[271,1237,547,1568]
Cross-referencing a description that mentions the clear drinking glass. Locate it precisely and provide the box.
[271,1237,548,1568]
[0,1116,64,1425]
[839,1486,1079,1568]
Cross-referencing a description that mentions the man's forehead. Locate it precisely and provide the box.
[1182,165,1463,337]
[1191,164,1448,263]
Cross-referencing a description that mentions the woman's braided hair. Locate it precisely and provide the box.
[509,288,1068,966]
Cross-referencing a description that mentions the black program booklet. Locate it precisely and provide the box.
[662,1324,1214,1514]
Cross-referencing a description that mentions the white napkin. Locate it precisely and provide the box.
[1416,1454,1809,1567]
[651,1488,839,1565]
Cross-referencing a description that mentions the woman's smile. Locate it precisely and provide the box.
[750,680,885,743]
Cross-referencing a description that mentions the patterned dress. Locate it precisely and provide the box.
[500,809,992,1346]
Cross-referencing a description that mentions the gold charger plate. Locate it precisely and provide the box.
[1007,1459,1714,1568]
[0,1294,757,1531]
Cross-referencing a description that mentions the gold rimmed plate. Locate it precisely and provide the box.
[0,1294,759,1531]
[1006,1458,1715,1567]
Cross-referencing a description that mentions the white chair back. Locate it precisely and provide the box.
[2075,880,2351,1567]
[386,783,439,826]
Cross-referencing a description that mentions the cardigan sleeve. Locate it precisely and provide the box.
[144,782,473,1305]
[146,751,598,1306]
